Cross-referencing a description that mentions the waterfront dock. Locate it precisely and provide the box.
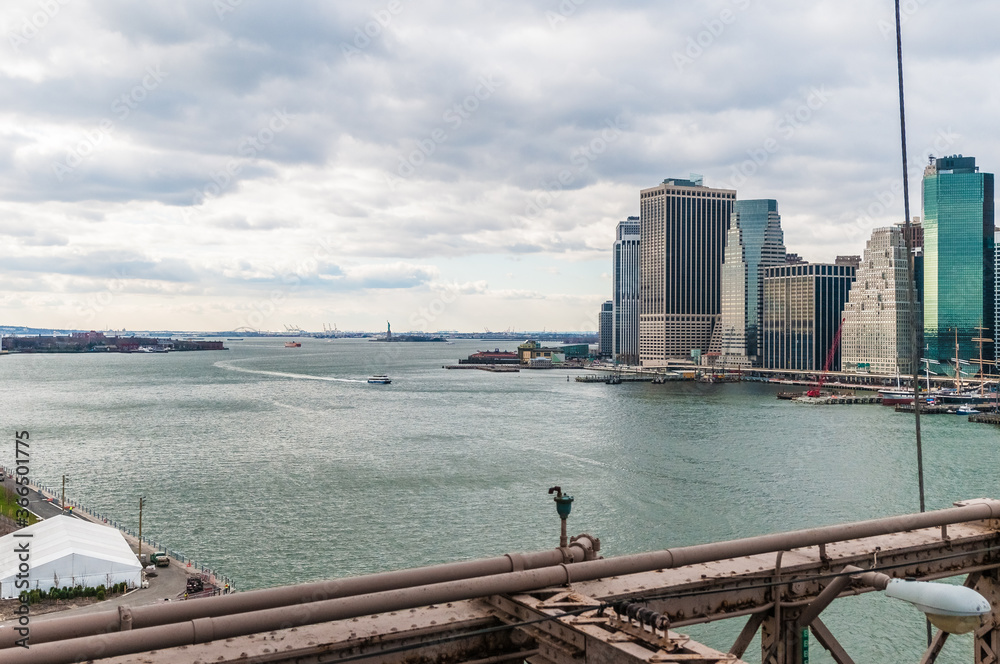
[443,364,519,372]
[894,403,959,414]
[970,412,1000,425]
[575,374,651,383]
[792,394,882,405]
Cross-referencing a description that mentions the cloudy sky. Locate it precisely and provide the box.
[1,0,997,333]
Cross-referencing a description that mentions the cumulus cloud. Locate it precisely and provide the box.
[0,0,997,329]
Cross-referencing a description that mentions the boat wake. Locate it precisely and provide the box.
[522,447,607,468]
[213,361,366,383]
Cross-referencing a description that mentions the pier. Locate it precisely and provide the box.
[970,412,1000,425]
[575,374,653,383]
[791,394,882,405]
[895,403,969,415]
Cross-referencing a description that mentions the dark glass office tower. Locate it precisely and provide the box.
[922,155,994,363]
[639,177,735,366]
[762,263,855,371]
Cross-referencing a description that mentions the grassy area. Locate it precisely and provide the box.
[0,483,39,526]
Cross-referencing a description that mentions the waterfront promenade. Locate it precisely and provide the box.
[1,467,234,600]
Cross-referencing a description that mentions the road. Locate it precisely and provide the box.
[0,472,215,622]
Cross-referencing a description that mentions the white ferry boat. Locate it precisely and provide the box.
[367,375,391,384]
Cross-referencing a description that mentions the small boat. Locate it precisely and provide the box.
[368,375,391,384]
[956,405,981,415]
[284,341,301,348]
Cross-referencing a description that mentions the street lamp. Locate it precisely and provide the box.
[61,475,68,511]
[804,566,992,638]
[884,578,991,635]
[137,496,145,558]
[850,567,991,635]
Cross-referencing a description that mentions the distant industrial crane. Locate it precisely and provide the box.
[806,318,845,398]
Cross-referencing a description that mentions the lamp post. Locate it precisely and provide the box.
[884,578,990,635]
[848,566,990,634]
[137,496,145,558]
[61,475,68,511]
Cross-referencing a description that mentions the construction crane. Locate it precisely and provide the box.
[806,318,845,398]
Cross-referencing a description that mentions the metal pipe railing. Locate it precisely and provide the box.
[1,535,598,648]
[5,501,1000,664]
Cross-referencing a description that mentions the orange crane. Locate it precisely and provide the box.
[806,318,845,398]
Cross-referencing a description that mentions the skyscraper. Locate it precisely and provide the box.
[840,226,917,375]
[762,263,855,371]
[922,155,995,363]
[639,176,735,366]
[598,300,613,357]
[713,199,786,365]
[613,217,640,365]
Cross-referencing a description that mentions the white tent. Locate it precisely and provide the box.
[0,515,142,598]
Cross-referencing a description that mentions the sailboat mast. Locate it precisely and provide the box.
[954,327,961,392]
[972,323,994,397]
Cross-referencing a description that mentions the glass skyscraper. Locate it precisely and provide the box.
[714,199,786,365]
[922,155,995,363]
[612,217,641,365]
[762,263,855,371]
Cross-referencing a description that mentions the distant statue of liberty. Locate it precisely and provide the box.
[386,321,391,339]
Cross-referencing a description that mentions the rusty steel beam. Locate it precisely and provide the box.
[575,527,1000,627]
[7,500,1000,663]
[809,618,856,664]
[972,569,1000,664]
[0,534,600,649]
[729,612,766,658]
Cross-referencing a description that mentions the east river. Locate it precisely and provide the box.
[1,337,997,663]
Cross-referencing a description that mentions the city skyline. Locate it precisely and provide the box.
[1,2,999,332]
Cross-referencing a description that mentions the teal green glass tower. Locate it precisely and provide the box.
[922,155,995,363]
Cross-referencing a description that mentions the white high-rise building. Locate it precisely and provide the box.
[598,301,613,357]
[613,217,640,365]
[840,225,917,375]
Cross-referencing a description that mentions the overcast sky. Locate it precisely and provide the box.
[1,0,997,333]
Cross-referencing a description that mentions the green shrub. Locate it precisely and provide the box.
[96,589,105,601]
